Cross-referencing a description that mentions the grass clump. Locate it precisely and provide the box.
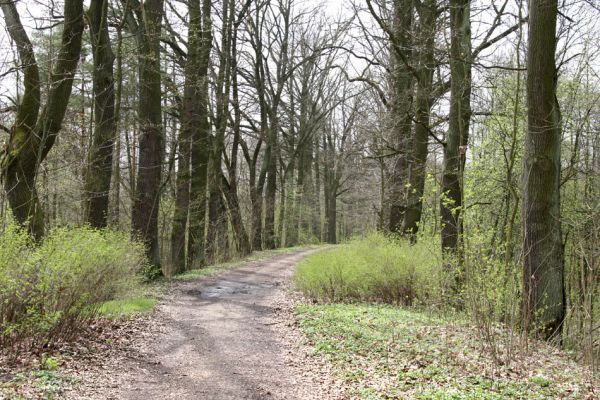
[98,297,156,318]
[294,233,440,305]
[0,224,148,349]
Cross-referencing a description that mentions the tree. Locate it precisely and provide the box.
[0,0,85,239]
[125,0,165,268]
[170,0,203,273]
[440,0,471,254]
[401,0,437,236]
[402,0,438,237]
[84,0,117,228]
[523,0,565,339]
[187,0,213,268]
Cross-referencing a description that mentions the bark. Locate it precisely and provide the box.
[402,0,436,236]
[523,0,565,340]
[323,134,337,244]
[206,0,232,262]
[84,0,116,229]
[264,119,279,249]
[225,21,251,256]
[387,0,414,234]
[222,174,251,256]
[129,0,165,268]
[111,26,125,227]
[188,0,213,268]
[245,5,269,251]
[0,0,84,239]
[170,0,202,274]
[440,0,471,253]
[250,164,266,250]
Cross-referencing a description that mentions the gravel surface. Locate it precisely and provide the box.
[64,249,343,400]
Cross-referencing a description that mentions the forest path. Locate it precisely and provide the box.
[102,249,332,400]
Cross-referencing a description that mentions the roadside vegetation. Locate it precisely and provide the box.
[0,224,150,350]
[294,234,598,399]
[0,227,314,398]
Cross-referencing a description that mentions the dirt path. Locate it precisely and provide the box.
[72,249,340,400]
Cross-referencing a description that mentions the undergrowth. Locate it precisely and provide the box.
[0,224,148,350]
[294,234,441,305]
[297,303,597,399]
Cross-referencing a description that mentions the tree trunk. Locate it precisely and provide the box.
[111,25,124,227]
[206,0,233,262]
[440,0,471,254]
[84,0,116,229]
[523,0,565,340]
[402,0,436,237]
[130,0,164,268]
[387,0,414,234]
[264,120,279,249]
[251,171,265,250]
[223,4,251,256]
[170,0,202,274]
[187,0,213,268]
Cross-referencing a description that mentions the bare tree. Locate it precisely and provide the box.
[0,0,85,239]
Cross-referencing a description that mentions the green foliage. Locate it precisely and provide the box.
[40,355,60,371]
[297,303,593,399]
[294,233,441,305]
[0,224,148,349]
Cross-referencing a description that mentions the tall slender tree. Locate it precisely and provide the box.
[187,0,213,267]
[84,0,117,228]
[126,0,165,267]
[402,0,437,236]
[523,0,565,339]
[170,0,202,273]
[440,0,471,254]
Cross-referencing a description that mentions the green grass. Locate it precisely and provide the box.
[97,297,156,318]
[296,303,596,399]
[294,233,442,305]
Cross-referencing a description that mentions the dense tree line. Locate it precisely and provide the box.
[0,0,597,358]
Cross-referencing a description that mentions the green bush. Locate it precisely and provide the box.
[294,233,441,305]
[0,225,148,349]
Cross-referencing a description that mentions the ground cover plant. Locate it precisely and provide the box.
[297,303,597,399]
[294,236,598,399]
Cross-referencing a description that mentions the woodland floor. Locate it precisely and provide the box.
[61,248,342,400]
[1,249,597,399]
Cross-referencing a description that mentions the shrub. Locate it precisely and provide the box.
[0,225,148,349]
[294,233,441,306]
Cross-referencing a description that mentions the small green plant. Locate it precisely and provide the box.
[40,354,59,371]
